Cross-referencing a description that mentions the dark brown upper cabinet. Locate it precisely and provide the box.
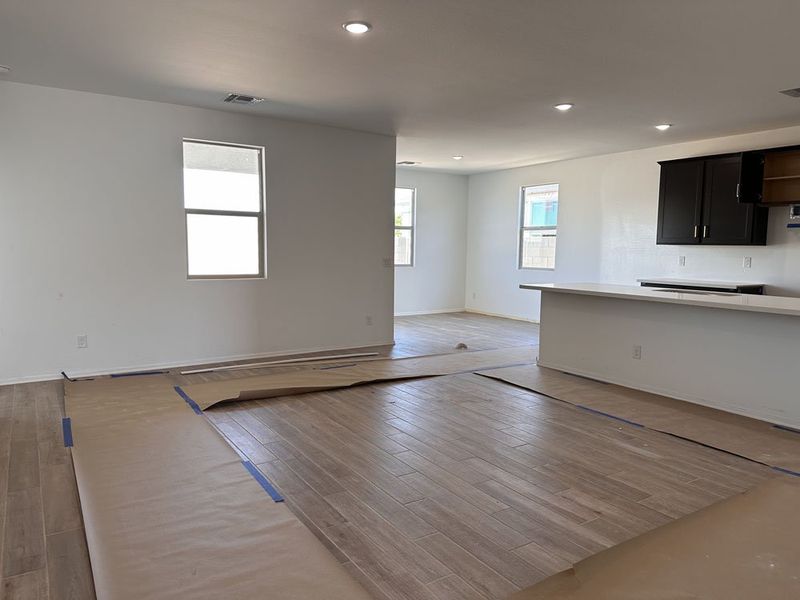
[657,154,769,245]
[657,159,704,244]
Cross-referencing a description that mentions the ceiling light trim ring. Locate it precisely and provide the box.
[343,21,372,34]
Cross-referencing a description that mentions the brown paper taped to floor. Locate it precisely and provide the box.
[509,476,800,600]
[65,375,372,600]
[478,364,800,473]
[182,346,537,410]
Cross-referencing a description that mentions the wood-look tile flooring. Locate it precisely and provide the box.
[0,313,776,599]
[173,313,775,600]
[391,313,539,357]
[0,381,94,599]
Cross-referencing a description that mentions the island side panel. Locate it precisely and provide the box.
[537,290,799,428]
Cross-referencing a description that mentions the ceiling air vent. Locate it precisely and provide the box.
[779,87,800,98]
[223,93,266,105]
[397,161,420,166]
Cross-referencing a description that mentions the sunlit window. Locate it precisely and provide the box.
[394,188,416,266]
[519,183,559,269]
[182,140,265,278]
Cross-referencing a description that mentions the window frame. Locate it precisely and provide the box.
[182,138,266,280]
[518,183,559,271]
[394,186,416,267]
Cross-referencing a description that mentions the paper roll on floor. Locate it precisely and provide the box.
[181,346,538,410]
[65,375,372,600]
[510,476,800,600]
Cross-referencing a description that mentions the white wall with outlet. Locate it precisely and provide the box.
[0,81,396,384]
[537,291,800,428]
[394,169,469,315]
[466,124,800,321]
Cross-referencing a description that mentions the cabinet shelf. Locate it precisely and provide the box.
[763,175,800,181]
[762,177,800,205]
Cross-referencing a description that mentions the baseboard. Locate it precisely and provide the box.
[394,308,465,317]
[537,359,799,430]
[0,340,396,387]
[465,308,539,324]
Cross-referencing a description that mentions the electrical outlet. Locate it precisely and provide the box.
[743,256,752,269]
[77,334,88,349]
[382,257,393,268]
[632,345,642,360]
[678,255,686,267]
[365,315,373,326]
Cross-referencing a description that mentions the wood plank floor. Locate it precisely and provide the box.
[190,376,775,600]
[172,313,775,600]
[392,313,538,357]
[0,312,777,599]
[0,381,94,599]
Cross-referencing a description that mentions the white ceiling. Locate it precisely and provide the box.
[2,0,800,173]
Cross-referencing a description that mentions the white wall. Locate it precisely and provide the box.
[466,126,800,321]
[537,291,800,428]
[394,169,468,315]
[0,81,396,384]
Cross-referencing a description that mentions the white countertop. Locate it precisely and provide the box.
[521,283,800,317]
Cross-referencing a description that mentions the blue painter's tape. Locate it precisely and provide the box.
[577,405,644,428]
[62,417,73,447]
[174,386,203,415]
[110,369,168,378]
[774,424,800,435]
[242,460,284,502]
[773,466,800,478]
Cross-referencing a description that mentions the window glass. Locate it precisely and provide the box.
[186,214,260,276]
[394,229,413,266]
[183,142,261,212]
[395,188,415,227]
[522,183,559,227]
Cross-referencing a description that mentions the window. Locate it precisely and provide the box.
[182,140,265,278]
[519,183,559,269]
[394,187,416,266]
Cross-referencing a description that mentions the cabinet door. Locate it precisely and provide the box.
[657,160,703,244]
[700,156,758,245]
[737,151,765,203]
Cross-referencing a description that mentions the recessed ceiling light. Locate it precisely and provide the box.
[655,123,672,131]
[343,21,371,34]
[397,161,420,166]
[452,155,464,160]
[0,65,11,75]
[554,103,574,111]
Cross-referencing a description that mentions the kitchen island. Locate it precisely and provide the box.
[522,283,800,428]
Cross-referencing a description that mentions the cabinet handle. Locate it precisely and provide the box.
[736,183,741,199]
[703,225,708,238]
[694,225,698,238]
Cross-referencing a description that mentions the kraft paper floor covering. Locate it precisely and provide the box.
[477,364,800,474]
[510,476,800,600]
[181,346,538,410]
[65,375,372,600]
